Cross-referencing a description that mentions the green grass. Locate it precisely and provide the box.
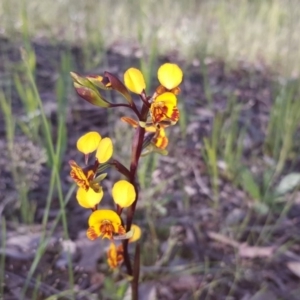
[20,49,74,298]
[0,46,75,298]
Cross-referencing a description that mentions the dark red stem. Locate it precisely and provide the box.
[122,99,148,285]
[110,102,141,119]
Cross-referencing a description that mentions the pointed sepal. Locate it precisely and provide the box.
[104,72,133,104]
[86,75,112,90]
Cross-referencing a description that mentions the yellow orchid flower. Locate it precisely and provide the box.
[76,132,113,163]
[152,127,168,150]
[106,224,141,269]
[69,160,105,193]
[87,210,126,240]
[69,160,98,191]
[112,180,136,208]
[69,132,113,194]
[150,92,179,124]
[124,68,146,94]
[121,117,169,152]
[107,243,124,269]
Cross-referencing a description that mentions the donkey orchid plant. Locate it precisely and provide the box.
[69,63,183,299]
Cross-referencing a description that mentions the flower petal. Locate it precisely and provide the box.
[95,137,113,163]
[129,224,142,243]
[152,128,168,150]
[76,187,103,209]
[77,132,102,154]
[88,209,121,227]
[157,63,183,90]
[107,243,124,269]
[155,92,177,106]
[124,68,146,94]
[112,180,136,208]
[69,160,89,190]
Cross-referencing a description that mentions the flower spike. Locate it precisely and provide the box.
[70,61,183,281]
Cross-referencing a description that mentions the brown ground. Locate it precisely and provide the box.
[0,37,300,300]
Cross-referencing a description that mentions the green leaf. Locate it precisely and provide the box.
[275,172,300,195]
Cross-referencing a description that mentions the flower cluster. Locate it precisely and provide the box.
[70,63,183,271]
[69,131,140,267]
[122,63,182,155]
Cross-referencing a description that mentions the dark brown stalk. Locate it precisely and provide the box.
[132,243,141,300]
[110,102,141,119]
[122,101,149,299]
[122,125,145,277]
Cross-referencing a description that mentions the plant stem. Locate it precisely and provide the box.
[122,100,148,299]
[122,125,145,277]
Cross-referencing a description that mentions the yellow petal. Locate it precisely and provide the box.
[77,132,102,154]
[124,68,146,94]
[88,209,121,230]
[112,180,136,208]
[76,187,103,209]
[95,137,113,163]
[107,243,118,268]
[107,243,123,269]
[129,224,142,243]
[69,160,89,190]
[157,63,183,90]
[155,92,177,106]
[152,128,169,150]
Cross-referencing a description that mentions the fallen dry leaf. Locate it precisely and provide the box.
[208,231,275,258]
[239,243,274,258]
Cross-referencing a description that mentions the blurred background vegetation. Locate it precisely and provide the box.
[1,0,300,299]
[1,0,299,75]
